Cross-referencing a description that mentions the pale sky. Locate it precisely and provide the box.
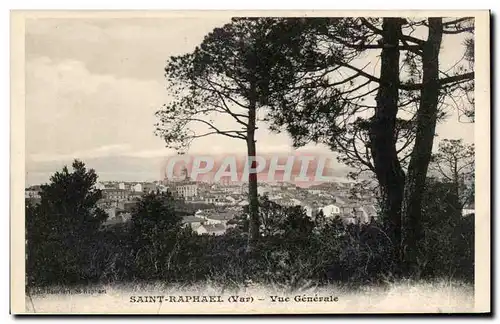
[25,16,475,186]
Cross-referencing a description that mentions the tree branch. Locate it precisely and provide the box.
[190,130,246,140]
[184,117,247,140]
[443,17,473,26]
[360,18,382,35]
[400,34,426,46]
[205,79,250,127]
[439,72,474,86]
[442,27,474,34]
[334,36,422,54]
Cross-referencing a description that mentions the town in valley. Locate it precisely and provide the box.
[25,166,384,236]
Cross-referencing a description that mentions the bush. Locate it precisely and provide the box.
[26,160,107,287]
[419,179,474,281]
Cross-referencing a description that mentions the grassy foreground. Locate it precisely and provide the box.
[26,279,474,314]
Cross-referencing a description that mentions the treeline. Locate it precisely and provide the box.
[155,17,476,275]
[25,160,473,289]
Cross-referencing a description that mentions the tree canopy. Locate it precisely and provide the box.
[26,160,107,285]
[236,17,475,271]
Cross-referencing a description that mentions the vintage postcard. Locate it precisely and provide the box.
[11,10,490,314]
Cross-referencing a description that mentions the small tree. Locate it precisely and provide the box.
[26,160,107,286]
[419,177,474,280]
[430,138,474,209]
[129,191,183,278]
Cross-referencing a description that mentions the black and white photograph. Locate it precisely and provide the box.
[10,10,490,314]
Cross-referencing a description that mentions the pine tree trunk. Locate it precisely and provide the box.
[402,18,443,275]
[246,91,260,253]
[369,18,405,263]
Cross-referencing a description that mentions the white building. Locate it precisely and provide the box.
[118,182,132,190]
[175,181,198,198]
[462,204,475,217]
[307,189,324,195]
[157,185,169,193]
[225,195,238,204]
[257,186,270,195]
[95,182,106,190]
[304,205,314,217]
[102,189,129,201]
[182,215,206,231]
[196,224,226,236]
[104,207,117,219]
[195,210,236,225]
[318,204,341,217]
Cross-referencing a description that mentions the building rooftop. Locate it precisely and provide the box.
[182,215,206,223]
[196,210,236,220]
[199,223,226,234]
[102,188,129,193]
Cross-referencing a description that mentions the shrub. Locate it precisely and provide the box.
[26,160,107,287]
[419,179,474,281]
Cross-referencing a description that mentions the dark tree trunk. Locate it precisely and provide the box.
[452,157,462,209]
[369,18,406,263]
[402,18,443,274]
[246,89,260,253]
